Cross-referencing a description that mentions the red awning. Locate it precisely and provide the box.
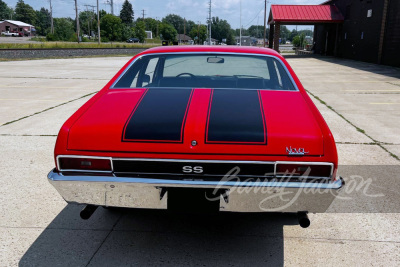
[268,5,344,24]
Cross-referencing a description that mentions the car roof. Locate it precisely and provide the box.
[141,45,281,57]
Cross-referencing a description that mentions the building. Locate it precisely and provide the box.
[145,31,152,39]
[268,2,400,67]
[177,34,192,44]
[235,36,255,46]
[203,38,218,45]
[314,0,399,67]
[0,20,35,36]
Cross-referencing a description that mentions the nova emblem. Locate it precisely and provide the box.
[182,166,204,173]
[286,146,309,155]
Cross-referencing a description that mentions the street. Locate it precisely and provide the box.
[0,55,399,266]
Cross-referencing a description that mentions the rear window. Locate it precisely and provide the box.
[113,53,296,91]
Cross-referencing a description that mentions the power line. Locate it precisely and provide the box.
[83,4,96,36]
[243,4,264,28]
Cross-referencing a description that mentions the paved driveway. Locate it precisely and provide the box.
[0,56,399,266]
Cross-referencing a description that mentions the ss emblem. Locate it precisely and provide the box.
[182,166,204,173]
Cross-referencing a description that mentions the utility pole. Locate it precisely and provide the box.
[197,22,200,44]
[156,17,159,39]
[208,0,212,45]
[89,5,96,37]
[184,17,186,36]
[106,0,114,15]
[48,0,54,34]
[97,0,100,44]
[263,0,267,47]
[74,0,80,43]
[240,0,242,46]
[142,9,146,20]
[84,5,91,36]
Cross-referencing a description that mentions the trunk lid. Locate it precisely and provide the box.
[67,88,324,156]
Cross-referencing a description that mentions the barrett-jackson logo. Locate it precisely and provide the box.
[286,146,309,155]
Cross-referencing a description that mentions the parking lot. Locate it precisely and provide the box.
[0,55,399,266]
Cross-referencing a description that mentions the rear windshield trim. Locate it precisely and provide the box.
[110,52,299,91]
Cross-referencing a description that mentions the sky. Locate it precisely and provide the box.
[3,0,322,30]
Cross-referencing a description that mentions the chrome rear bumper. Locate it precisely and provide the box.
[48,169,344,213]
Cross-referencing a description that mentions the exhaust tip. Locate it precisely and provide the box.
[80,205,98,220]
[297,212,310,228]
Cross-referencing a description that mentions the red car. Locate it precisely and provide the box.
[48,46,343,227]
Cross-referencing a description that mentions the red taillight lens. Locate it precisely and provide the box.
[276,163,332,178]
[58,157,112,172]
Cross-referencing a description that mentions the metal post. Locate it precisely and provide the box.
[97,0,100,44]
[263,0,267,47]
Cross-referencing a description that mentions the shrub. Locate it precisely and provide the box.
[46,33,58,41]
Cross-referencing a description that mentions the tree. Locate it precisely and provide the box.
[279,25,290,44]
[211,17,234,44]
[162,14,184,33]
[186,20,196,35]
[159,22,177,41]
[247,25,266,38]
[99,10,107,20]
[0,0,13,20]
[136,17,160,38]
[235,28,249,36]
[133,21,146,42]
[189,24,207,44]
[79,10,96,36]
[100,14,123,41]
[292,34,306,48]
[121,24,133,41]
[48,17,75,41]
[14,0,36,25]
[35,8,51,36]
[120,0,134,26]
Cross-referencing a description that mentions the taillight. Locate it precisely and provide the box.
[276,163,332,178]
[58,156,112,172]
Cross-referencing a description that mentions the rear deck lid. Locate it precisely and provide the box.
[67,88,324,156]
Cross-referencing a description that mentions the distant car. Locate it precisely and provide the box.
[48,46,343,227]
[127,37,140,43]
[1,31,20,37]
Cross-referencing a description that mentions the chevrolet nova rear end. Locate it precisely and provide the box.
[48,46,343,217]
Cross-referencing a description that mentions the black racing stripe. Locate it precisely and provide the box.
[206,89,267,144]
[123,88,193,142]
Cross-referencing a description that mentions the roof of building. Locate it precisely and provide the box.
[268,5,344,24]
[2,20,34,27]
[177,34,192,41]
